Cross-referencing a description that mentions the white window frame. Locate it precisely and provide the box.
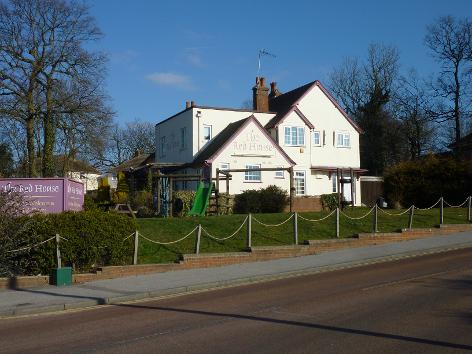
[244,164,261,182]
[180,127,187,150]
[275,167,284,179]
[203,125,212,144]
[336,132,351,148]
[294,171,306,196]
[160,136,166,157]
[284,126,305,146]
[312,130,321,146]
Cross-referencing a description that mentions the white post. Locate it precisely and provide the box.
[335,208,340,238]
[440,197,444,225]
[195,225,201,254]
[133,230,139,265]
[56,233,61,269]
[247,214,252,249]
[468,196,471,223]
[293,212,298,245]
[373,204,378,233]
[408,205,415,230]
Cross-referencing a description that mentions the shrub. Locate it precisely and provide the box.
[384,155,472,208]
[234,185,289,214]
[320,193,339,211]
[130,190,153,210]
[260,185,289,213]
[5,210,135,276]
[173,190,196,216]
[234,190,261,214]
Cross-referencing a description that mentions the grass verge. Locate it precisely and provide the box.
[136,207,470,264]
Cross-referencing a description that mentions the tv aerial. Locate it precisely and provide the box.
[257,49,276,78]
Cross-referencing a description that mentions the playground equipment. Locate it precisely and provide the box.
[188,182,213,216]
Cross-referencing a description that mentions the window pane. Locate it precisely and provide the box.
[332,172,337,192]
[298,127,304,145]
[245,164,261,181]
[337,133,343,146]
[285,127,291,145]
[291,127,297,145]
[344,134,350,147]
[313,131,320,145]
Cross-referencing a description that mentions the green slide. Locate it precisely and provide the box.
[188,182,213,216]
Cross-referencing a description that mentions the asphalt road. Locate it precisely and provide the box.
[1,248,471,354]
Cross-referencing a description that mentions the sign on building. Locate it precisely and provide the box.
[0,178,84,213]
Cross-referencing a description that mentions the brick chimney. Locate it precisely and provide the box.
[269,81,282,99]
[252,77,269,112]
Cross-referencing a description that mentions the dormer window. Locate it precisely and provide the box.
[284,126,304,146]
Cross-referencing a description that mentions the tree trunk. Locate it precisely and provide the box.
[42,80,56,177]
[25,117,36,177]
[453,66,462,157]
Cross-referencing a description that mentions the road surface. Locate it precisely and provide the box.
[1,248,471,353]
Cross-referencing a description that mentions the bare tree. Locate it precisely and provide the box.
[329,43,401,175]
[0,0,109,177]
[425,16,472,155]
[392,70,436,159]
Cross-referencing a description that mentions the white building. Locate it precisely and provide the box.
[155,78,365,206]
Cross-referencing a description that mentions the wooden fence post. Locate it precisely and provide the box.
[335,208,340,238]
[408,205,415,230]
[194,225,201,254]
[56,233,62,269]
[133,230,139,265]
[246,214,252,249]
[293,212,298,245]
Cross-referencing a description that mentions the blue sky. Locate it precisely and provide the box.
[89,0,472,125]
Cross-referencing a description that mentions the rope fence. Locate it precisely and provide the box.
[5,196,471,267]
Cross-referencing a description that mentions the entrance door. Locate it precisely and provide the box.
[343,177,352,203]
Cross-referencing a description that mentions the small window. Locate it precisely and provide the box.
[284,126,304,146]
[336,132,350,148]
[219,163,230,171]
[180,127,187,149]
[295,171,306,196]
[313,131,321,146]
[275,167,284,179]
[245,164,261,182]
[203,125,212,143]
[160,136,166,157]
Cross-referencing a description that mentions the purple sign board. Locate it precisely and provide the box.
[0,178,84,214]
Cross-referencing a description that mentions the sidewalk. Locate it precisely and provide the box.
[1,231,471,317]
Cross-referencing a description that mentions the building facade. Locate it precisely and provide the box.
[155,78,365,205]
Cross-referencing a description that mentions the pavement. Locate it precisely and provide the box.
[1,231,471,318]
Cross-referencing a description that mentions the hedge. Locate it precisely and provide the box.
[234,185,288,213]
[3,210,135,276]
[383,155,472,208]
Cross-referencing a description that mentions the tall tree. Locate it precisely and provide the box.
[425,16,472,155]
[392,70,436,159]
[0,143,14,177]
[0,0,109,177]
[329,43,401,175]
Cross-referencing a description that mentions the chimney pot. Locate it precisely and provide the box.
[191,101,195,107]
[260,77,266,87]
[185,101,191,109]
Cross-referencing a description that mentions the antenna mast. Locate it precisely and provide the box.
[257,49,276,78]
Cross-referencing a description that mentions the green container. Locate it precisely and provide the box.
[51,267,72,286]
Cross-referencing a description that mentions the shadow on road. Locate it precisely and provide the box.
[115,303,472,351]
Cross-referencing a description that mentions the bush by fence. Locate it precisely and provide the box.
[2,210,135,276]
[384,156,472,208]
[234,185,288,214]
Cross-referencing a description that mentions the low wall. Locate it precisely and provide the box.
[1,223,471,290]
[284,196,322,212]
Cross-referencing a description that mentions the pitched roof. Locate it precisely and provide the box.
[265,80,363,133]
[109,152,155,174]
[192,115,295,166]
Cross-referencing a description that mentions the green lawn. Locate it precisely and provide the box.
[135,207,471,264]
